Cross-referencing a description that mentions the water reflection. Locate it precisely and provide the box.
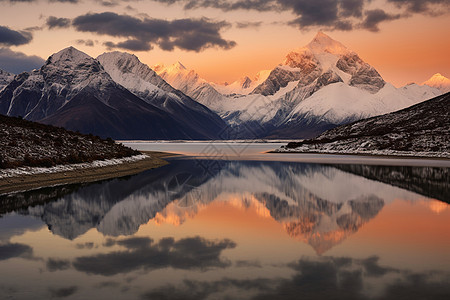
[0,159,449,299]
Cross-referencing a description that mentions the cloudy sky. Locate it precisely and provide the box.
[0,0,449,86]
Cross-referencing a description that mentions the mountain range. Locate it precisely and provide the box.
[0,48,225,140]
[0,31,447,140]
[155,32,444,138]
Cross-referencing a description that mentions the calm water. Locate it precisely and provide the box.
[0,143,449,300]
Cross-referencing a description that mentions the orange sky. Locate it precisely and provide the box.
[0,0,449,87]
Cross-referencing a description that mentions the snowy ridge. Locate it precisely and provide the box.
[97,51,176,101]
[278,92,450,158]
[98,52,226,139]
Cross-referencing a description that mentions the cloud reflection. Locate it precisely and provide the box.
[73,236,236,276]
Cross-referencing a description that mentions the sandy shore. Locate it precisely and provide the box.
[0,151,175,195]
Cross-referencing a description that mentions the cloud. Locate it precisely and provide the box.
[46,16,71,29]
[48,286,78,298]
[0,243,33,260]
[70,12,236,52]
[0,0,79,2]
[387,0,450,14]
[0,25,32,46]
[361,9,402,32]
[339,0,365,17]
[0,48,45,74]
[49,0,79,3]
[75,242,95,249]
[150,0,449,32]
[95,0,120,7]
[141,255,450,300]
[75,39,95,47]
[72,236,236,276]
[151,0,365,31]
[46,258,71,272]
[235,21,263,29]
[104,39,152,51]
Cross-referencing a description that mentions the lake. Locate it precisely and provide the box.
[0,142,449,300]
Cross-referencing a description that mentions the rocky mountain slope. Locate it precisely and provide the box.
[0,47,205,140]
[423,73,450,93]
[281,92,450,157]
[0,114,138,169]
[97,52,226,139]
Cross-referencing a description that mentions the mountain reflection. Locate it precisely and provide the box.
[1,160,446,253]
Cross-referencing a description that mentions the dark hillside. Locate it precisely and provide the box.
[0,115,139,169]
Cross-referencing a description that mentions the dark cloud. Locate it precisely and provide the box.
[360,256,398,277]
[141,255,450,300]
[0,0,35,2]
[0,243,33,260]
[151,0,449,32]
[76,39,95,47]
[340,0,365,17]
[235,260,262,268]
[46,16,71,29]
[103,238,116,247]
[235,21,263,29]
[75,242,95,249]
[46,258,71,272]
[49,0,79,3]
[71,12,236,52]
[142,278,276,300]
[0,25,32,46]
[151,0,363,31]
[152,0,279,11]
[48,286,78,298]
[104,39,152,51]
[72,236,236,276]
[95,281,120,288]
[361,9,402,32]
[387,0,450,14]
[95,0,120,7]
[0,48,45,74]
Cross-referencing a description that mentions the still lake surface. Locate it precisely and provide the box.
[0,142,449,300]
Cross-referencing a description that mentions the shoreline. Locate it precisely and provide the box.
[0,151,175,195]
[267,150,450,161]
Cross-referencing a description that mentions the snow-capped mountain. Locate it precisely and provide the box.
[97,52,226,139]
[0,47,198,139]
[153,62,225,108]
[156,32,441,139]
[211,70,271,96]
[0,69,13,91]
[423,73,450,93]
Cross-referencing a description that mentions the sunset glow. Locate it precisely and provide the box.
[0,0,449,87]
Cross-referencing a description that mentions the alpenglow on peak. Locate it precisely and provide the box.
[304,31,349,55]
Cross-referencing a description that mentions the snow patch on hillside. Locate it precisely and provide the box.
[0,154,148,179]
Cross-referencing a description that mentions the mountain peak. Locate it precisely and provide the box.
[49,46,92,64]
[305,31,349,55]
[423,72,450,93]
